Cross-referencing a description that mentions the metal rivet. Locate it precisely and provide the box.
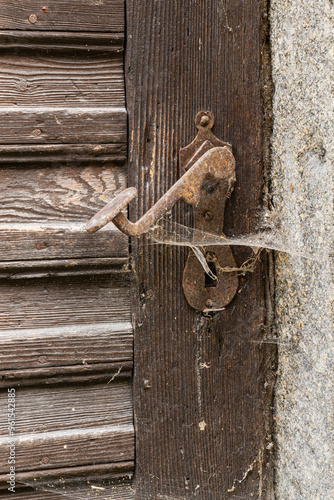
[206,299,213,307]
[28,14,38,24]
[200,115,209,126]
[204,211,213,221]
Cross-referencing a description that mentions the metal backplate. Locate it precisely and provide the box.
[180,111,239,312]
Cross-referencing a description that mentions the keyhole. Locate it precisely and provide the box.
[205,261,217,288]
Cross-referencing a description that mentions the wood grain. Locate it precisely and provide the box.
[0,322,132,370]
[0,382,133,435]
[0,361,133,388]
[0,54,124,108]
[0,165,127,222]
[0,424,134,472]
[0,257,128,280]
[0,483,135,499]
[0,143,127,165]
[0,223,127,261]
[0,274,131,330]
[0,107,126,145]
[0,30,124,51]
[0,0,124,32]
[126,0,274,498]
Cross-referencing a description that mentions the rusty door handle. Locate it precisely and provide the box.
[85,146,235,237]
[86,111,239,312]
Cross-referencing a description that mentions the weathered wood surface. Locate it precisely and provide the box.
[0,224,127,260]
[126,0,273,498]
[0,424,134,472]
[0,257,128,280]
[0,274,131,330]
[0,31,124,51]
[0,361,132,388]
[0,107,126,145]
[0,382,133,434]
[0,1,124,32]
[0,165,126,221]
[0,322,132,370]
[0,143,127,164]
[0,483,135,499]
[0,54,124,108]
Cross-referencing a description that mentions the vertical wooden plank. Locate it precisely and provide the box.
[126,1,273,498]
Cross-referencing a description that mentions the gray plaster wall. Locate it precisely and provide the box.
[270,1,333,499]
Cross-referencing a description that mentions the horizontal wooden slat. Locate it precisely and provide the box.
[0,382,133,435]
[0,143,127,164]
[0,274,131,330]
[0,382,133,436]
[0,165,127,222]
[0,482,135,499]
[0,361,133,388]
[0,322,132,370]
[0,223,128,260]
[0,55,124,108]
[0,424,134,472]
[0,30,124,51]
[0,1,124,32]
[0,257,128,279]
[0,107,126,145]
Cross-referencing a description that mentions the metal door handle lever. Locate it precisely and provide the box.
[85,146,235,237]
[86,111,239,312]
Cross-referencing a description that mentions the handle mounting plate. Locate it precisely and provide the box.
[180,112,238,312]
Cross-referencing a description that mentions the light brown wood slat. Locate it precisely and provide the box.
[0,274,131,330]
[0,31,124,51]
[0,361,133,388]
[0,144,127,164]
[0,483,135,499]
[0,322,132,370]
[0,55,124,108]
[0,107,126,145]
[0,224,127,261]
[0,165,127,222]
[0,1,124,32]
[0,424,134,473]
[0,382,133,435]
[0,258,128,280]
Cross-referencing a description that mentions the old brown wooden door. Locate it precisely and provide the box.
[0,1,274,499]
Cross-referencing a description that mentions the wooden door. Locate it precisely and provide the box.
[0,1,274,499]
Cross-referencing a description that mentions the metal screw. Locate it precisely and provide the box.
[200,115,210,126]
[206,299,213,308]
[28,14,38,24]
[41,456,50,464]
[204,211,213,221]
[32,129,42,137]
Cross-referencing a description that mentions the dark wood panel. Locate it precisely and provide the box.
[126,0,273,498]
[0,224,127,261]
[0,165,127,222]
[0,322,132,370]
[0,107,126,144]
[0,274,131,330]
[0,54,124,108]
[0,424,134,473]
[0,31,124,51]
[0,1,124,32]
[0,382,133,435]
[0,143,127,165]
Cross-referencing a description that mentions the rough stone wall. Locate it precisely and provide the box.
[270,1,333,499]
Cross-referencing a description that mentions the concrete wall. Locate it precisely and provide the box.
[270,1,333,498]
